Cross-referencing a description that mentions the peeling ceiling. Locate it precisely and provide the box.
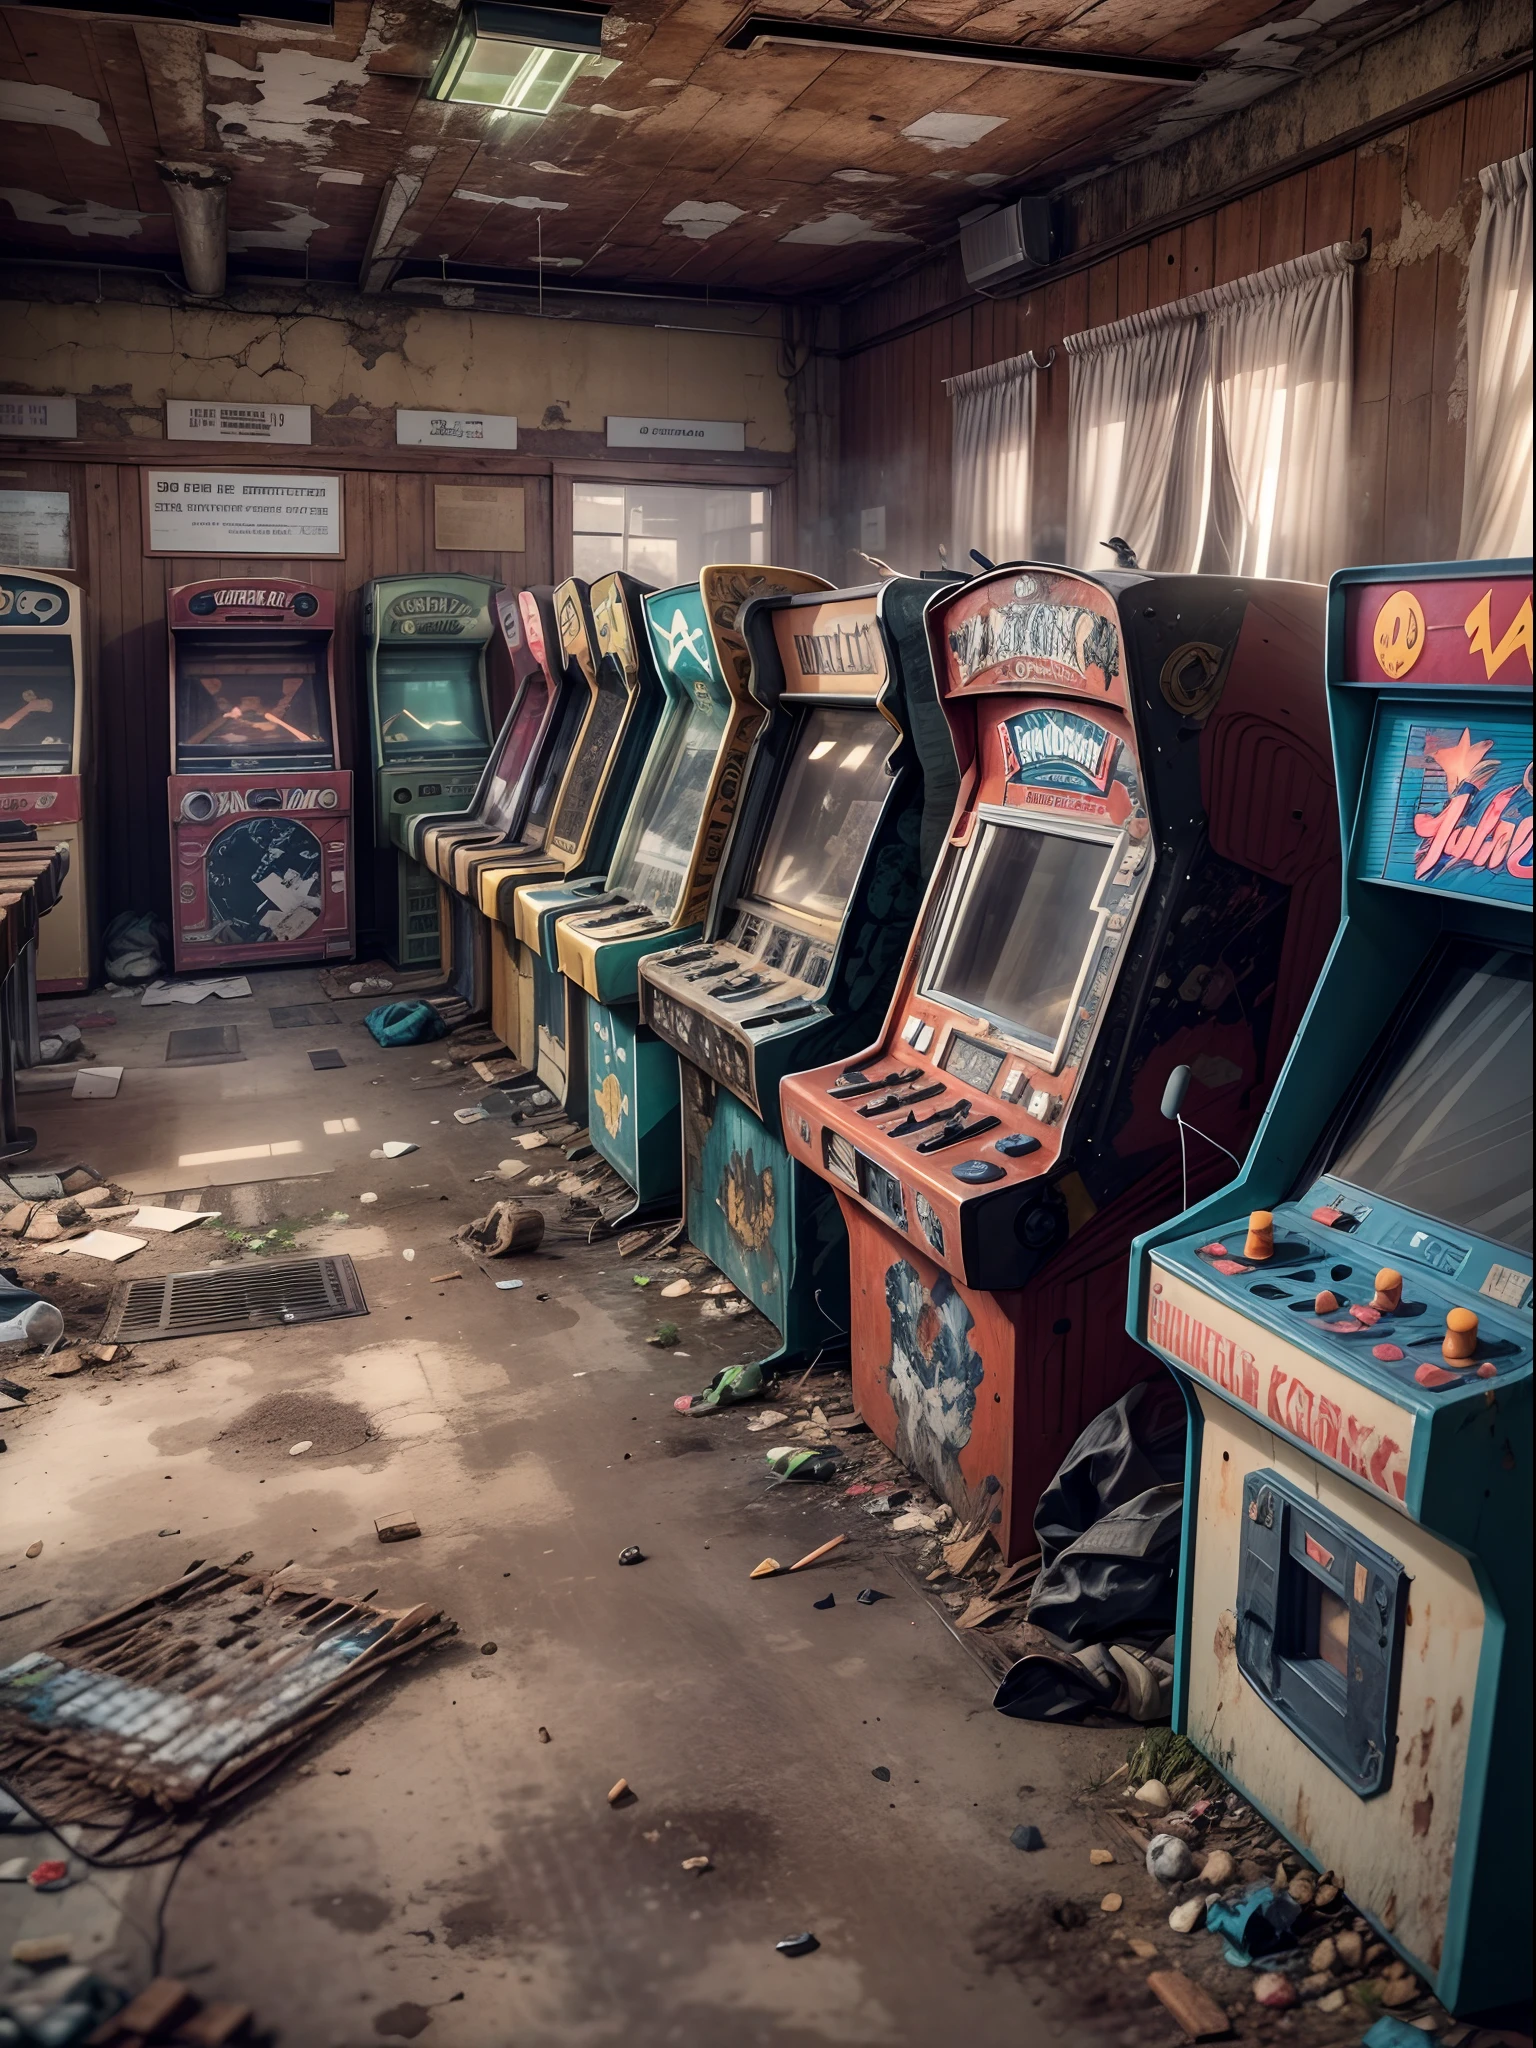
[0,0,1405,300]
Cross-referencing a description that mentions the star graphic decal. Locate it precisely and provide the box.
[1429,728,1499,792]
[656,608,712,676]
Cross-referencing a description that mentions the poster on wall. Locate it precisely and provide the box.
[434,485,524,553]
[0,490,71,567]
[143,473,343,557]
[166,400,312,445]
[397,410,518,450]
[0,396,77,440]
[606,415,746,452]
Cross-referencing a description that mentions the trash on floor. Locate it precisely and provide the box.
[58,1228,146,1263]
[765,1446,840,1484]
[453,1105,489,1124]
[364,1000,448,1047]
[673,1360,766,1414]
[376,1141,418,1159]
[0,1282,64,1351]
[102,910,169,985]
[775,1933,818,1958]
[455,1199,544,1257]
[0,1562,454,1854]
[71,1064,122,1099]
[130,1205,220,1233]
[375,1513,421,1542]
[142,976,252,1006]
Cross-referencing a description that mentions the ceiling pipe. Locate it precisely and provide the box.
[156,160,232,298]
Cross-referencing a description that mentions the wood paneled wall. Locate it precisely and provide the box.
[835,71,1534,583]
[1,445,785,952]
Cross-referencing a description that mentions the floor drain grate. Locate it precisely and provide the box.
[165,1025,244,1065]
[100,1255,368,1343]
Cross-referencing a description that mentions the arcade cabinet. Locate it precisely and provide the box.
[638,578,959,1363]
[1128,557,1532,2016]
[479,572,663,1084]
[783,564,1343,1559]
[361,573,496,967]
[167,578,352,973]
[0,568,91,990]
[524,565,828,1214]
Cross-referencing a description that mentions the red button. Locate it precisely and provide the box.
[1212,1258,1247,1275]
[1324,1319,1360,1334]
[1414,1362,1460,1388]
[1349,1303,1382,1325]
[1372,1343,1404,1362]
[1476,1363,1498,1379]
[1200,1242,1229,1257]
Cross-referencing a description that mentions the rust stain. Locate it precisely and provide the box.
[722,1148,775,1251]
[1382,1892,1398,1931]
[1450,1698,1464,1725]
[1213,1610,1236,1670]
[1412,1793,1434,1837]
[1417,1715,1434,1771]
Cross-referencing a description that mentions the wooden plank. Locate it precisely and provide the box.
[1148,226,1182,305]
[1086,257,1118,333]
[1303,152,1355,250]
[1116,240,1149,318]
[1382,389,1433,563]
[1182,211,1214,296]
[1351,137,1403,409]
[1258,169,1307,267]
[1213,192,1261,285]
[1347,396,1389,566]
[1459,73,1529,187]
[1146,1969,1231,2041]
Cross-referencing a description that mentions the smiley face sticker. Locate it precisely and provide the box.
[1372,589,1426,678]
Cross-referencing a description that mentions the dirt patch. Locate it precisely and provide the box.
[310,1886,394,1933]
[213,1391,374,1461]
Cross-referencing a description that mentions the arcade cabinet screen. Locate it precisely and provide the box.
[1328,940,1532,1256]
[608,691,727,918]
[925,820,1113,1055]
[519,675,589,842]
[748,707,894,925]
[175,634,332,769]
[482,674,552,836]
[376,646,490,757]
[0,638,75,772]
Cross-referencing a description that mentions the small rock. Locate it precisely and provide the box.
[1316,1988,1346,2013]
[1167,1897,1205,1934]
[359,1192,377,1204]
[1127,1939,1158,1961]
[537,1727,551,1743]
[24,1542,41,1559]
[1146,1834,1196,1884]
[660,1279,692,1297]
[1309,1938,1337,1974]
[480,1642,497,1656]
[1299,1972,1333,1997]
[681,1856,710,1873]
[1288,1872,1316,1907]
[289,1440,313,1456]
[1199,1848,1235,1888]
[775,1932,819,1957]
[1100,1893,1122,1913]
[1253,1971,1297,2009]
[618,1546,646,1566]
[1314,1881,1341,1908]
[871,1767,891,1782]
[1133,1779,1171,1814]
[1333,1930,1364,1969]
[1089,1848,1115,1866]
[1010,1824,1044,1852]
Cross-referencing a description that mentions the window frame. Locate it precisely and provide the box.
[553,460,790,585]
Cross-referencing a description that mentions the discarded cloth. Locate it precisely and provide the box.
[102,910,168,984]
[364,1000,448,1047]
[1205,1884,1304,1966]
[993,1626,1174,1724]
[455,1199,544,1256]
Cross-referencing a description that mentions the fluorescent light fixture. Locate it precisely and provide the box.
[430,3,608,114]
[722,11,1202,85]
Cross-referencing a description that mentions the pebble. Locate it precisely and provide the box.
[1146,1833,1196,1884]
[1333,1930,1364,1969]
[1316,1989,1346,2014]
[1288,1871,1316,1906]
[289,1441,312,1456]
[1315,1880,1341,1907]
[1309,1938,1337,1974]
[1127,1939,1158,1961]
[1300,1972,1333,1997]
[1133,1779,1171,1813]
[1100,1893,1123,1913]
[1089,1848,1115,1866]
[1167,1897,1205,1934]
[359,1193,377,1205]
[681,1856,710,1874]
[24,1542,41,1559]
[1253,1972,1297,2009]
[1009,1824,1044,1852]
[1377,1971,1420,2008]
[1199,1848,1235,1888]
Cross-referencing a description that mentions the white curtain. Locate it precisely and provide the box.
[1062,242,1357,581]
[947,353,1039,567]
[1064,310,1210,573]
[1458,149,1534,560]
[1207,246,1354,582]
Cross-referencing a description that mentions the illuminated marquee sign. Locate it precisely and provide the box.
[1366,711,1533,905]
[1343,575,1533,686]
[944,570,1123,699]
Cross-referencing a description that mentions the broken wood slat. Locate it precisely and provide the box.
[940,1530,993,1577]
[1146,1969,1232,2041]
[955,1598,1008,1629]
[53,1564,232,1645]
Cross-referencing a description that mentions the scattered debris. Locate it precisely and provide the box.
[775,1933,818,1958]
[749,1559,780,1579]
[790,1535,847,1572]
[674,1360,766,1413]
[765,1447,839,1484]
[142,977,251,1006]
[377,1141,418,1159]
[606,1778,632,1806]
[131,1206,220,1234]
[1147,1833,1197,1884]
[1010,1824,1044,1852]
[855,1587,886,1605]
[1168,1897,1205,1934]
[1100,1893,1123,1912]
[26,1859,70,1890]
[11,1935,72,1966]
[681,1855,710,1874]
[58,1229,146,1263]
[480,1642,497,1656]
[24,1543,41,1559]
[617,1546,646,1567]
[1089,1848,1116,1866]
[537,1727,550,1743]
[812,1593,835,1610]
[375,1515,421,1543]
[289,1441,312,1456]
[1133,1778,1172,1814]
[72,1064,123,1099]
[427,1271,462,1284]
[453,1106,489,1124]
[660,1278,691,1297]
[1146,1969,1230,2040]
[455,1199,545,1257]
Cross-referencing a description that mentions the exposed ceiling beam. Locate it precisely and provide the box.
[720,13,1205,84]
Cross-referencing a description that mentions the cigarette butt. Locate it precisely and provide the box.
[607,1778,630,1805]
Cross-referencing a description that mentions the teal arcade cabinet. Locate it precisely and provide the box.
[362,573,497,966]
[1128,557,1532,2015]
[638,578,959,1363]
[522,565,827,1217]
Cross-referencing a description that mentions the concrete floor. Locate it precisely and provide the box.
[1,968,1133,2047]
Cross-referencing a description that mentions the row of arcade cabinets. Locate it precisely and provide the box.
[0,569,91,991]
[1130,558,1532,2018]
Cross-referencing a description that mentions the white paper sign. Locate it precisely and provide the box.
[397,409,518,450]
[167,400,312,444]
[145,474,342,557]
[606,415,746,452]
[0,395,77,440]
[0,491,71,567]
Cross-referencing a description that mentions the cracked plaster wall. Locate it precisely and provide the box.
[0,293,793,453]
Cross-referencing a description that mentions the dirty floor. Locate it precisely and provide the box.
[1,968,1145,2048]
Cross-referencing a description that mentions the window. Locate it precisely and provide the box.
[572,483,768,588]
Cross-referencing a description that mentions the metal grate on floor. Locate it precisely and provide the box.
[100,1254,368,1343]
[268,1004,329,1028]
[165,1024,244,1065]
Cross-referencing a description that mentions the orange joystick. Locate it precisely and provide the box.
[1442,1307,1479,1363]
[1372,1268,1403,1313]
[1244,1210,1274,1262]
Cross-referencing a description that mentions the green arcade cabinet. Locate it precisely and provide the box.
[362,572,497,966]
[1128,556,1532,2015]
[637,577,959,1364]
[520,564,828,1215]
[490,572,664,1097]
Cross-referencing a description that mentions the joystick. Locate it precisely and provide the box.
[1442,1306,1479,1362]
[1244,1210,1274,1262]
[1372,1269,1403,1313]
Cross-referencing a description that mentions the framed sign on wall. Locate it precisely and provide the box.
[142,472,344,556]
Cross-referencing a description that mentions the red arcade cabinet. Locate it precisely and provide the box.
[167,578,352,973]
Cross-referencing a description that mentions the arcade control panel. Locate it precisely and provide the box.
[1152,1180,1533,1405]
[640,916,836,1110]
